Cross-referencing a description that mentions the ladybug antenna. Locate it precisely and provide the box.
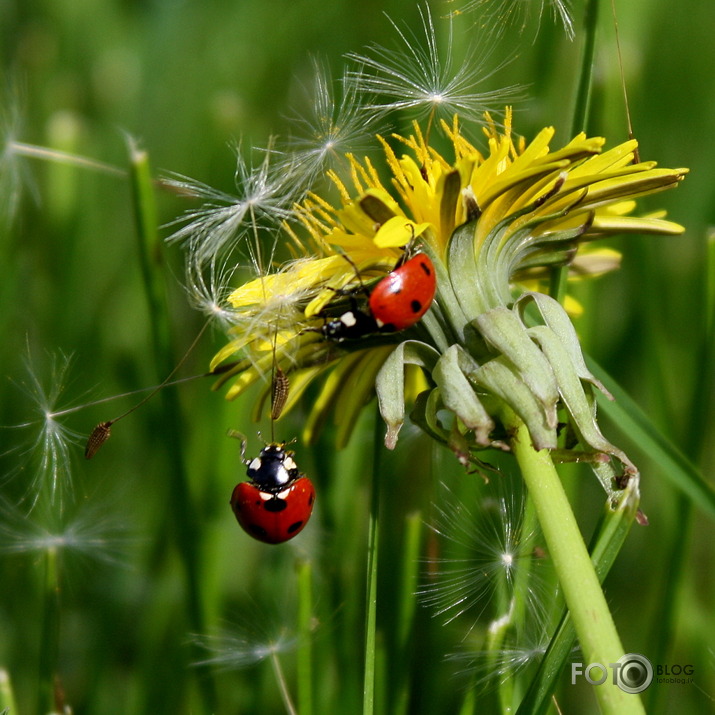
[336,250,369,294]
[395,224,418,269]
[84,320,211,459]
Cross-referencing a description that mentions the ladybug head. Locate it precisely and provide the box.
[246,442,300,491]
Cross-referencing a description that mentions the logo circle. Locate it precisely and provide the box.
[616,653,653,694]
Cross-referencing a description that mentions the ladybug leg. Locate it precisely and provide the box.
[322,282,367,300]
[299,325,323,336]
[227,429,249,464]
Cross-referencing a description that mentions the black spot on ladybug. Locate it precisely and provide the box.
[419,260,432,276]
[287,520,304,534]
[410,300,423,314]
[264,497,288,512]
[309,494,315,506]
[249,524,269,539]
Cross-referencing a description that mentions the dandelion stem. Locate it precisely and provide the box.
[505,411,644,715]
[517,478,641,714]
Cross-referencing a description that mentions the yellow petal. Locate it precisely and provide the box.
[373,216,432,248]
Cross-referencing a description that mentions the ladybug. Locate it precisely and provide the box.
[320,253,436,342]
[230,442,316,544]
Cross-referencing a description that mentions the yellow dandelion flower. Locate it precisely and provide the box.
[210,111,686,477]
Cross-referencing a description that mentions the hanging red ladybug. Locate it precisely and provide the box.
[230,442,315,544]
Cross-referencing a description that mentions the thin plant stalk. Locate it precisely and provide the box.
[505,410,644,715]
[270,651,298,715]
[495,494,541,710]
[549,0,601,303]
[296,558,314,715]
[570,0,600,136]
[458,686,477,715]
[393,510,423,715]
[363,413,382,715]
[0,669,18,715]
[127,142,216,710]
[38,546,60,715]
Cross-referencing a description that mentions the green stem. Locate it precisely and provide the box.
[38,546,60,715]
[128,141,216,710]
[571,0,600,137]
[550,0,600,303]
[0,669,18,715]
[506,412,644,715]
[517,477,641,714]
[363,414,382,715]
[393,511,422,715]
[296,559,314,715]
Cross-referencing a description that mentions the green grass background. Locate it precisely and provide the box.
[1,0,713,713]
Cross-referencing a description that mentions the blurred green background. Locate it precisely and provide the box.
[1,0,713,713]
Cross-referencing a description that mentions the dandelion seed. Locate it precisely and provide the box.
[191,594,308,672]
[166,144,301,267]
[84,421,112,459]
[420,475,551,629]
[3,349,84,511]
[0,493,134,569]
[346,5,522,130]
[271,365,290,421]
[184,255,243,331]
[277,59,382,185]
[192,611,303,715]
[0,93,39,228]
[192,627,298,670]
[445,617,568,692]
[451,0,575,41]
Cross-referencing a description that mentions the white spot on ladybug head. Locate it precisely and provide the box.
[276,486,292,499]
[249,457,262,471]
[375,318,385,328]
[340,311,357,328]
[274,465,291,484]
[283,456,297,471]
